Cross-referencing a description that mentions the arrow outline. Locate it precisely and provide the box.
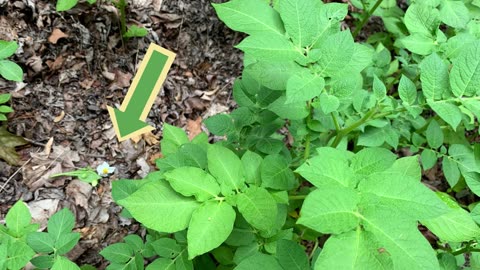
[107,43,176,141]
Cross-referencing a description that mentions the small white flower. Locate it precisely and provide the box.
[96,162,115,177]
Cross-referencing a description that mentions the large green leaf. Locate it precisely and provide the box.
[358,171,448,220]
[296,147,355,188]
[236,34,301,62]
[236,186,277,231]
[47,208,76,243]
[315,230,392,269]
[118,181,200,233]
[450,41,480,97]
[212,0,284,36]
[278,0,322,47]
[234,253,283,270]
[275,240,310,270]
[398,75,417,105]
[427,100,462,130]
[360,208,440,270]
[439,0,470,29]
[397,34,436,55]
[310,31,355,77]
[161,124,189,156]
[244,61,303,91]
[298,186,359,234]
[285,70,324,104]
[207,144,245,195]
[422,193,480,242]
[5,200,32,237]
[420,53,449,100]
[0,59,23,82]
[404,3,440,36]
[164,167,221,202]
[351,148,396,176]
[187,201,235,259]
[260,154,295,190]
[268,95,309,120]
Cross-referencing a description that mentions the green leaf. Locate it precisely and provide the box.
[359,171,448,220]
[268,96,309,120]
[0,60,23,82]
[164,167,220,202]
[234,253,283,270]
[319,93,339,115]
[4,241,35,270]
[27,232,55,253]
[212,0,284,36]
[361,208,440,269]
[398,75,417,105]
[404,3,440,36]
[420,53,449,100]
[236,186,277,231]
[285,70,324,104]
[389,156,422,180]
[450,41,480,97]
[298,186,359,234]
[5,200,32,237]
[244,61,303,91]
[30,255,55,269]
[397,33,436,55]
[207,144,245,195]
[311,31,355,77]
[48,208,75,243]
[146,258,175,270]
[351,148,396,176]
[111,179,146,202]
[0,93,11,104]
[161,124,189,156]
[448,144,480,173]
[0,41,18,59]
[236,34,301,63]
[372,75,386,101]
[464,172,480,197]
[241,151,263,186]
[358,126,387,147]
[50,168,101,187]
[442,157,460,187]
[55,232,80,255]
[56,0,79,11]
[296,147,354,188]
[150,238,181,258]
[426,119,443,149]
[123,25,148,38]
[421,149,437,170]
[278,0,322,47]
[51,256,80,270]
[204,114,234,136]
[175,250,193,270]
[315,230,392,269]
[0,105,13,113]
[422,192,480,242]
[439,0,470,29]
[260,154,295,190]
[275,240,309,270]
[100,243,133,264]
[187,201,235,259]
[118,181,201,233]
[427,100,462,130]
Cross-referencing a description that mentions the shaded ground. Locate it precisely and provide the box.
[0,0,242,267]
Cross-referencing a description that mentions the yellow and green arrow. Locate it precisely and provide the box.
[108,43,176,142]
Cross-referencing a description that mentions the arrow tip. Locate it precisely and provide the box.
[107,106,154,142]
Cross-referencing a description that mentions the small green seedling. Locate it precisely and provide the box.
[0,41,23,82]
[50,162,115,186]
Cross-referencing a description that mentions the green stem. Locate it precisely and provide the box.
[331,107,377,148]
[115,0,128,37]
[303,101,314,161]
[451,247,480,256]
[308,240,319,260]
[352,0,384,38]
[331,112,340,132]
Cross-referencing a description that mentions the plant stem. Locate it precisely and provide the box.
[451,246,480,256]
[352,0,384,38]
[331,107,377,148]
[304,100,313,161]
[331,112,340,132]
[115,0,128,37]
[289,195,307,200]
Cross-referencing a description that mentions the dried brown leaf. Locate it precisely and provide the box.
[48,28,69,44]
[0,125,27,165]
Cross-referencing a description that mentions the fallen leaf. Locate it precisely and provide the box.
[186,117,202,140]
[143,131,159,145]
[48,28,69,44]
[53,111,65,122]
[0,125,27,165]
